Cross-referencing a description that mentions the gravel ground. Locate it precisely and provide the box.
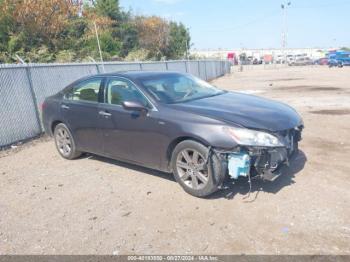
[0,65,350,255]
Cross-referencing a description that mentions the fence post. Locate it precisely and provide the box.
[184,60,188,73]
[25,65,42,132]
[139,63,143,71]
[197,61,200,76]
[165,61,169,71]
[95,63,100,74]
[204,61,208,80]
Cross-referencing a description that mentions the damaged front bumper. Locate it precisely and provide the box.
[225,126,302,181]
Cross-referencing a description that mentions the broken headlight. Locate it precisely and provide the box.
[224,127,284,147]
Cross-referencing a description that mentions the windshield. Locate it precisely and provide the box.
[140,74,224,104]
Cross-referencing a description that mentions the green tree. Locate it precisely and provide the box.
[125,48,149,61]
[0,0,12,52]
[135,16,170,60]
[114,22,139,57]
[166,22,190,59]
[94,0,120,20]
[58,17,89,53]
[99,31,122,58]
[0,0,191,63]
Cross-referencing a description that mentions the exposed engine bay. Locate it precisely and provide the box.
[211,125,303,185]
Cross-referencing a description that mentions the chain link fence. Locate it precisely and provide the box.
[0,60,231,148]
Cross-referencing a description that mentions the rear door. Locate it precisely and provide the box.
[60,77,104,154]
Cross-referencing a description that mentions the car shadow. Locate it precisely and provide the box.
[84,150,307,201]
[86,154,175,183]
[208,150,307,201]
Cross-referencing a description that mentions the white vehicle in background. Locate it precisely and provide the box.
[275,55,285,64]
[286,54,295,64]
[288,56,313,66]
[295,53,306,59]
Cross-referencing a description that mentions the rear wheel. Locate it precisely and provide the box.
[171,140,226,197]
[54,123,81,160]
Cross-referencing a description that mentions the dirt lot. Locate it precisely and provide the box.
[1,66,350,255]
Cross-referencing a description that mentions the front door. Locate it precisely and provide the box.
[99,77,163,169]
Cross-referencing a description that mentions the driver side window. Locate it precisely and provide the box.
[106,78,150,108]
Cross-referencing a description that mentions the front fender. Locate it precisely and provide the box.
[159,122,238,172]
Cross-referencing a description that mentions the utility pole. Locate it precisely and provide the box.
[15,54,26,64]
[94,21,105,73]
[185,28,191,72]
[185,39,189,61]
[281,2,291,64]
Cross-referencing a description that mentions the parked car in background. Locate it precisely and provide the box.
[288,57,313,66]
[42,71,303,197]
[252,58,262,65]
[328,60,337,67]
[328,51,350,67]
[263,54,273,64]
[314,57,328,65]
[247,56,253,62]
[285,54,295,64]
[295,53,308,59]
[328,59,342,67]
[275,55,285,64]
[227,52,238,65]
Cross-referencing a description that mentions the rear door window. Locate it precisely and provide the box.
[65,78,102,102]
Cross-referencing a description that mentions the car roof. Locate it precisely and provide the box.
[95,70,184,80]
[70,71,187,88]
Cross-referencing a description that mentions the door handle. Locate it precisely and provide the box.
[99,111,112,117]
[61,104,70,110]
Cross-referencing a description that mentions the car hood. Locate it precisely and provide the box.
[170,92,302,132]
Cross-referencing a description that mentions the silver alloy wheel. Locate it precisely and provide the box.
[176,148,209,190]
[55,127,72,157]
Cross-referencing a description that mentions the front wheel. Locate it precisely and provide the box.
[171,140,226,197]
[54,123,82,160]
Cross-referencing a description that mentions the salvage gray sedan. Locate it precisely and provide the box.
[42,71,303,197]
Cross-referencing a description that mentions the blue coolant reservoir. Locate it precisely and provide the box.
[228,152,251,179]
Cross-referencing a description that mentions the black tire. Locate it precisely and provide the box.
[54,123,82,160]
[171,140,226,197]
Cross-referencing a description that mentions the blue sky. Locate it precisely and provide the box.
[119,0,350,49]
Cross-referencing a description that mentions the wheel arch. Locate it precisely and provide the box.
[51,120,63,135]
[166,135,210,165]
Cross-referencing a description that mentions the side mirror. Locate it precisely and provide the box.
[122,101,148,112]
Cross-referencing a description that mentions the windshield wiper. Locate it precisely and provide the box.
[183,89,198,99]
[176,90,226,103]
